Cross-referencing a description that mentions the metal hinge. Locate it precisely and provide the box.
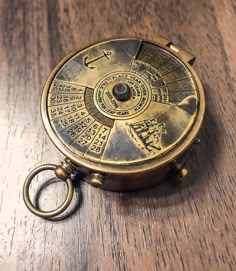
[153,35,195,65]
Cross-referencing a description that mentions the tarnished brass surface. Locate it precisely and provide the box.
[42,38,205,174]
[23,164,74,218]
[23,36,205,218]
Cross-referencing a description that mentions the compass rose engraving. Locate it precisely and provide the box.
[126,118,167,153]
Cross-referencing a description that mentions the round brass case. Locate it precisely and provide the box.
[41,38,205,191]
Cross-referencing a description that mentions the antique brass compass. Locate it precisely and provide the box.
[23,36,205,218]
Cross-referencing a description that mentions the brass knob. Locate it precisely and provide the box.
[112,83,131,101]
[85,173,104,188]
[177,167,188,178]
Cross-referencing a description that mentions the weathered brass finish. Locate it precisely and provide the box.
[23,164,74,218]
[23,36,205,218]
[85,173,104,188]
[178,167,189,178]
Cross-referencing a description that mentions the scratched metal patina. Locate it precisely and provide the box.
[46,39,199,165]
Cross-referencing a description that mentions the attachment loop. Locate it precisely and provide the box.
[23,163,74,218]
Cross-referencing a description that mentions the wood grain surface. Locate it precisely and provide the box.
[0,0,235,270]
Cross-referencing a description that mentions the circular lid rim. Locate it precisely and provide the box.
[41,37,205,175]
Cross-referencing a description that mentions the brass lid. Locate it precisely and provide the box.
[41,38,205,174]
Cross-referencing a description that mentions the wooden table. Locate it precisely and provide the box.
[0,0,235,270]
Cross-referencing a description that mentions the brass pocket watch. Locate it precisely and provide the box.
[23,36,205,219]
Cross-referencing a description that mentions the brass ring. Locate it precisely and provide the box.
[23,164,74,218]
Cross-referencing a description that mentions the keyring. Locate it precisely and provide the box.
[23,164,74,218]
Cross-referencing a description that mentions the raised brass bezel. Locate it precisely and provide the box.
[41,37,205,175]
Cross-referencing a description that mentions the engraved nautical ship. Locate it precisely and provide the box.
[126,118,166,153]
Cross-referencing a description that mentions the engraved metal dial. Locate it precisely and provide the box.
[43,38,201,168]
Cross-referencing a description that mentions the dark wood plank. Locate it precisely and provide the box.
[0,0,235,270]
